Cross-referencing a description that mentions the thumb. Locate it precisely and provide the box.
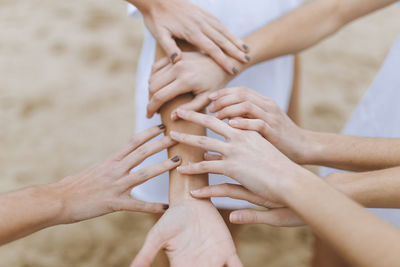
[171,93,211,120]
[130,229,165,267]
[158,29,181,63]
[229,208,304,227]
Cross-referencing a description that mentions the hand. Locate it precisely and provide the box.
[191,183,304,227]
[208,86,315,164]
[147,52,237,119]
[53,125,181,224]
[136,0,249,74]
[169,109,307,205]
[131,199,242,267]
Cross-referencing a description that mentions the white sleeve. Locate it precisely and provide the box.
[127,3,142,17]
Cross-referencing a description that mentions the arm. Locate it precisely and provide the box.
[240,0,398,69]
[209,87,400,172]
[126,0,248,74]
[171,110,400,267]
[146,0,398,118]
[0,126,180,246]
[131,46,242,267]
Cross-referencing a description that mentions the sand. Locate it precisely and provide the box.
[0,1,399,266]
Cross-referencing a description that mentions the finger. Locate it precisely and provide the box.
[158,29,181,63]
[216,102,266,120]
[120,136,176,171]
[151,57,170,74]
[148,65,176,97]
[191,34,236,75]
[171,93,211,120]
[207,19,249,53]
[121,156,181,187]
[208,94,245,113]
[230,209,304,227]
[208,86,247,101]
[203,26,249,64]
[174,109,233,138]
[203,152,222,161]
[229,118,271,139]
[226,254,243,267]
[170,131,228,154]
[191,183,278,208]
[130,228,164,267]
[177,160,225,175]
[110,125,166,161]
[147,80,188,118]
[117,199,168,214]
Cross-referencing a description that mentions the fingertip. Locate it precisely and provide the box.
[229,212,240,224]
[229,119,239,127]
[242,44,250,52]
[170,155,181,163]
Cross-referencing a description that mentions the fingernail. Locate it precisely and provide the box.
[170,53,178,62]
[190,189,201,195]
[230,213,239,222]
[209,92,218,100]
[163,204,169,210]
[171,155,180,162]
[177,166,185,172]
[229,120,238,126]
[242,44,249,51]
[171,112,177,121]
[158,124,166,130]
[176,108,185,116]
[245,55,251,62]
[170,131,179,138]
[232,67,239,75]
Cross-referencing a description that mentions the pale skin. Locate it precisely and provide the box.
[0,125,182,246]
[130,47,242,267]
[171,109,400,267]
[126,0,249,74]
[190,86,400,225]
[145,0,398,120]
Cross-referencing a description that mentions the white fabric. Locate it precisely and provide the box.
[320,34,400,227]
[130,0,302,209]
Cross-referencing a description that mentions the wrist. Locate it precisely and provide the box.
[298,130,326,165]
[27,184,65,227]
[128,0,161,15]
[278,167,320,207]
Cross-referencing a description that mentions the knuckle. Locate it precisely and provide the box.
[134,168,150,180]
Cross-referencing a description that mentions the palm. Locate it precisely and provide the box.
[131,199,242,267]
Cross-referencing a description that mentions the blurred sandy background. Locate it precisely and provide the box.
[1,0,400,266]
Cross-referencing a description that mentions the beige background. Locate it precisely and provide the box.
[1,0,400,266]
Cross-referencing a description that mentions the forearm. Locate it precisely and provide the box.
[305,132,400,171]
[284,170,400,267]
[155,45,209,205]
[235,0,397,72]
[0,184,62,245]
[326,166,400,208]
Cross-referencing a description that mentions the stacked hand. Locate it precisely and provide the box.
[147,52,239,119]
[208,86,316,165]
[133,0,249,73]
[131,199,242,267]
[54,125,181,224]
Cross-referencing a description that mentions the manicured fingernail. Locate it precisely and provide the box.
[171,155,180,162]
[242,44,249,51]
[245,55,251,62]
[232,67,239,75]
[158,124,166,130]
[190,189,201,195]
[170,131,180,139]
[171,111,177,121]
[229,120,239,126]
[209,92,218,99]
[163,204,169,210]
[177,166,185,172]
[229,213,239,222]
[176,108,186,116]
[171,53,178,62]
